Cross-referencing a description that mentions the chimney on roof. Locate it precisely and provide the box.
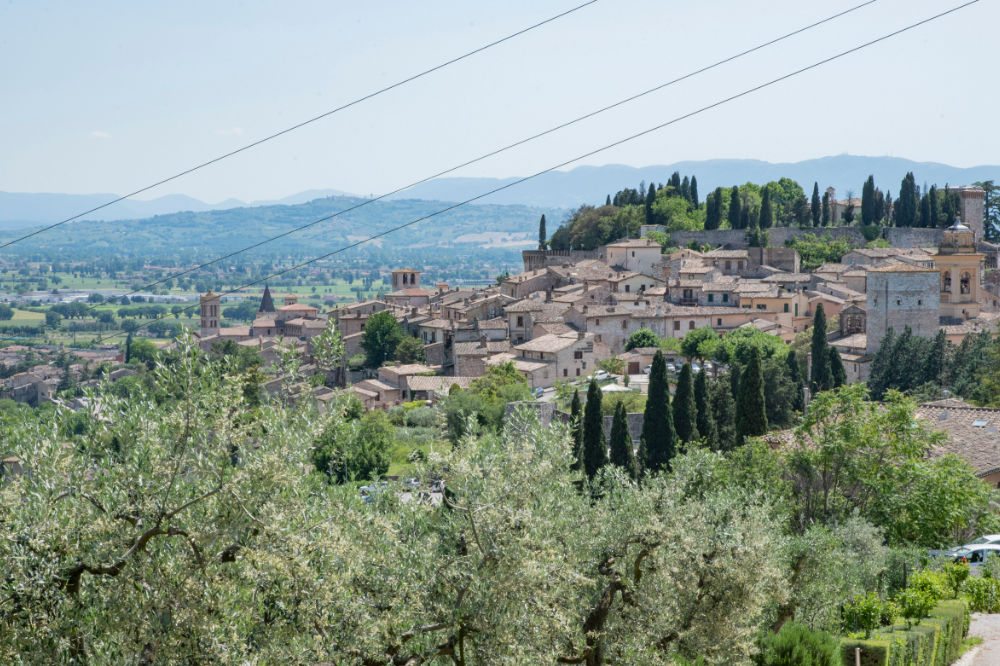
[480,333,488,346]
[411,307,417,316]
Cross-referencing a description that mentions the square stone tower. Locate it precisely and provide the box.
[865,263,939,355]
[952,187,985,241]
[200,291,221,336]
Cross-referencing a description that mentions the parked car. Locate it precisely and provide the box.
[951,544,1000,564]
[591,370,610,381]
[940,534,1000,558]
[691,363,702,373]
[642,365,652,374]
[532,386,544,399]
[665,363,677,373]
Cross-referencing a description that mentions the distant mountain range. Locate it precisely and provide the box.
[0,189,355,230]
[2,155,997,231]
[386,156,1000,208]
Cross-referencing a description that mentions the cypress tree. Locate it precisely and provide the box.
[693,368,717,448]
[639,350,676,473]
[822,191,831,226]
[895,172,919,227]
[605,194,611,206]
[706,187,724,230]
[828,346,846,388]
[645,183,657,224]
[810,303,830,393]
[670,171,681,190]
[570,390,583,470]
[736,347,768,439]
[728,186,741,229]
[673,363,699,444]
[709,379,738,451]
[919,192,931,228]
[680,176,691,203]
[925,329,947,385]
[124,331,134,364]
[609,401,638,480]
[929,185,941,227]
[689,175,699,206]
[582,380,607,479]
[729,362,742,402]
[868,328,896,400]
[785,350,805,413]
[861,175,876,225]
[759,187,774,229]
[811,182,821,227]
[538,214,547,250]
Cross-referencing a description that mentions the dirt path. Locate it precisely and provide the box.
[954,613,1000,666]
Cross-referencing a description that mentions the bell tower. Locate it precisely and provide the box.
[200,291,221,336]
[937,217,983,322]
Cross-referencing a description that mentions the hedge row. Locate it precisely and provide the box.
[839,599,967,666]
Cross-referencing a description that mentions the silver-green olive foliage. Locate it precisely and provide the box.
[1,335,789,664]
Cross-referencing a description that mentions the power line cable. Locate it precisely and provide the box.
[94,0,979,344]
[86,0,877,306]
[0,0,598,250]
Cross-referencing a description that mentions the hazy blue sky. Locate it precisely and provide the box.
[1,0,996,203]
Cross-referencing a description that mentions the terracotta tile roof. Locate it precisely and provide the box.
[405,375,477,392]
[606,238,661,248]
[868,262,936,273]
[477,317,507,330]
[919,400,1000,477]
[705,249,749,259]
[514,332,584,353]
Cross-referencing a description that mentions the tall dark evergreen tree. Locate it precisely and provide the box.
[582,380,607,479]
[821,191,831,226]
[811,182,822,227]
[861,175,876,225]
[895,172,919,227]
[680,176,691,203]
[919,192,931,228]
[124,331,134,364]
[639,350,676,473]
[606,194,611,206]
[925,329,947,385]
[828,347,846,388]
[810,303,830,393]
[736,347,768,439]
[689,175,699,206]
[728,186,742,229]
[673,363,699,444]
[785,350,805,413]
[929,185,940,227]
[538,214,547,250]
[759,187,773,229]
[670,171,682,190]
[645,183,657,224]
[570,390,583,470]
[609,402,638,480]
[693,368,717,448]
[704,190,719,230]
[868,328,896,400]
[729,363,742,402]
[709,379,738,451]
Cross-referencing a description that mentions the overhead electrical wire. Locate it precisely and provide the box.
[0,0,599,250]
[84,0,878,307]
[92,0,981,343]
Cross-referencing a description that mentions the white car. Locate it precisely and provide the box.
[951,543,1000,564]
[944,534,1000,558]
[591,370,610,381]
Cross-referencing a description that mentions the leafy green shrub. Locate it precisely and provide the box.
[404,406,437,428]
[387,405,407,425]
[895,588,936,628]
[841,594,884,638]
[839,599,967,666]
[963,576,1000,613]
[755,621,838,666]
[346,353,365,371]
[907,569,948,602]
[983,553,1000,580]
[942,562,969,598]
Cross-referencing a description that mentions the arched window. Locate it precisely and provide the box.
[961,272,971,295]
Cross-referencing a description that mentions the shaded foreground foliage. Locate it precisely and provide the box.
[0,338,996,664]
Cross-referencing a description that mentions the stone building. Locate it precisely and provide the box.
[936,218,984,323]
[199,291,221,336]
[865,263,940,354]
